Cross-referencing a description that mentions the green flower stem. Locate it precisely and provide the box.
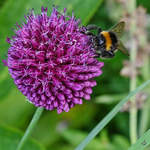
[128,129,150,150]
[128,0,136,14]
[128,0,137,144]
[139,99,150,136]
[129,37,138,144]
[75,80,150,150]
[139,55,150,136]
[17,107,44,150]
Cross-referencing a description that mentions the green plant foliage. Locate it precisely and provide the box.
[95,93,127,104]
[0,87,34,128]
[137,0,150,13]
[0,124,45,150]
[32,103,98,146]
[76,80,150,150]
[128,129,150,150]
[1,0,150,150]
[0,0,105,149]
[60,129,129,150]
[50,0,103,25]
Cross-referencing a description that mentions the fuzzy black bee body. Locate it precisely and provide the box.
[82,22,129,58]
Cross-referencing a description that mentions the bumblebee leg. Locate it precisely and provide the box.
[102,51,115,58]
[86,24,99,31]
[94,54,101,58]
[81,25,102,36]
[80,30,95,36]
[108,51,115,58]
[93,50,101,58]
[86,25,102,34]
[84,31,95,36]
[97,27,102,35]
[93,47,102,58]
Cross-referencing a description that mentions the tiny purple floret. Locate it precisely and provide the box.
[5,7,104,113]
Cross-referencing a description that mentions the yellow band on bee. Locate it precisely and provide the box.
[101,31,112,51]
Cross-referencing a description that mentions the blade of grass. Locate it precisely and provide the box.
[95,93,127,104]
[128,129,150,150]
[75,80,150,150]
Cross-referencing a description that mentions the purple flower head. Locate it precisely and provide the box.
[5,7,104,113]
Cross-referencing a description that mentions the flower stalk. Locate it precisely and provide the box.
[129,38,138,144]
[17,107,44,150]
[128,0,138,144]
[139,35,150,136]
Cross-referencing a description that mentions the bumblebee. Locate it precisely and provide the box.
[82,21,129,58]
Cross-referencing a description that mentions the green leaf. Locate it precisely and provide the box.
[0,88,34,128]
[61,129,117,150]
[112,135,129,150]
[137,0,150,13]
[95,93,127,104]
[51,0,103,25]
[0,0,6,8]
[61,129,129,150]
[0,124,45,150]
[32,103,98,146]
[75,80,150,150]
[128,129,150,150]
[54,145,74,150]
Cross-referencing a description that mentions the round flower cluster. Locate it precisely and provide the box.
[5,7,104,113]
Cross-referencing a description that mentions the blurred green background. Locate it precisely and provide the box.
[0,0,150,150]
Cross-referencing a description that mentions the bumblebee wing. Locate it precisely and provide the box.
[118,41,129,56]
[110,21,125,37]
